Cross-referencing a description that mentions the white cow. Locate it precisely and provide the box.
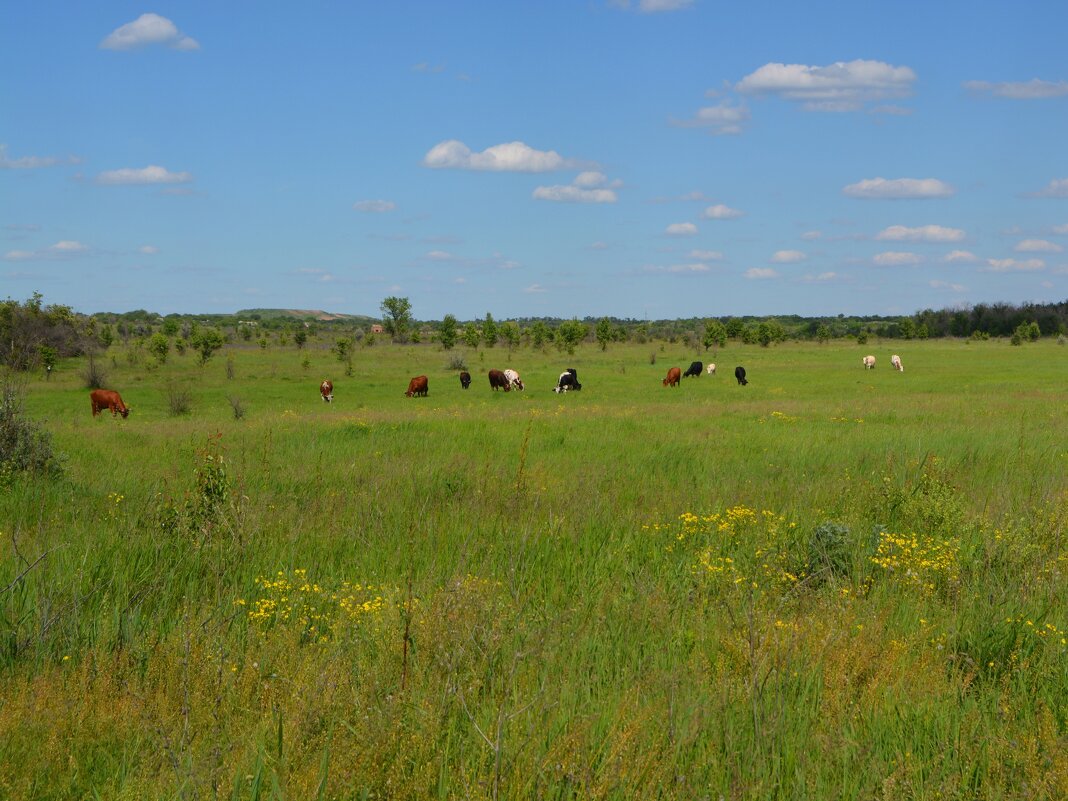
[503,368,524,391]
[862,355,876,369]
[706,363,716,375]
[891,354,903,372]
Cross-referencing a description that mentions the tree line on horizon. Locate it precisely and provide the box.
[2,291,1066,372]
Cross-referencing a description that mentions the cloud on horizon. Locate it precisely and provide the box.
[875,224,965,242]
[964,79,1068,99]
[736,59,916,112]
[4,240,91,261]
[96,165,193,185]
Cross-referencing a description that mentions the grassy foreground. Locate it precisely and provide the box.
[2,339,1066,800]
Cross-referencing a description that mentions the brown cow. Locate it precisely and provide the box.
[90,389,130,418]
[488,369,511,391]
[405,375,428,397]
[663,367,681,387]
[320,379,333,402]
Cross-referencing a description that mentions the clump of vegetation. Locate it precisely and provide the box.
[0,292,92,371]
[807,521,851,583]
[0,377,62,481]
[227,394,245,420]
[165,382,192,416]
[446,353,467,371]
[80,352,108,390]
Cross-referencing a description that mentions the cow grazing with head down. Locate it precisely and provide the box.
[503,368,525,391]
[488,369,511,391]
[90,389,130,418]
[405,375,429,397]
[663,367,682,387]
[706,363,716,375]
[683,361,703,378]
[320,380,333,402]
[734,366,748,386]
[459,371,472,389]
[553,368,582,393]
[863,355,876,370]
[891,354,903,372]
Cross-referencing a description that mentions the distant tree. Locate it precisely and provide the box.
[439,314,458,350]
[556,319,587,355]
[0,292,90,371]
[462,325,480,349]
[725,318,745,339]
[595,318,613,351]
[634,323,649,344]
[380,296,412,342]
[148,332,170,364]
[898,317,916,340]
[482,313,498,348]
[703,320,727,350]
[332,337,353,362]
[161,318,180,337]
[240,325,253,341]
[99,324,114,349]
[38,345,58,377]
[191,328,225,365]
[293,327,308,349]
[500,321,521,352]
[815,323,831,344]
[529,320,549,349]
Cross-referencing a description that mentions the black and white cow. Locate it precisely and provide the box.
[553,368,582,393]
[683,361,703,378]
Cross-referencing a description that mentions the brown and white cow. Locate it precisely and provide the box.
[503,368,524,391]
[891,354,903,372]
[862,355,876,369]
[90,389,130,418]
[663,367,682,387]
[405,375,429,397]
[320,380,334,402]
[488,369,511,391]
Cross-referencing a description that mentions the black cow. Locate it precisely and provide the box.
[459,371,471,389]
[554,368,582,393]
[683,361,703,378]
[735,366,748,385]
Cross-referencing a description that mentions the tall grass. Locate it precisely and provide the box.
[1,340,1066,799]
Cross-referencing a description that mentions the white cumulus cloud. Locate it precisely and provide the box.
[744,267,779,279]
[873,251,921,266]
[689,249,724,261]
[736,59,916,111]
[665,222,698,237]
[1015,239,1062,253]
[353,199,396,213]
[770,250,806,263]
[0,144,78,170]
[423,140,572,172]
[672,100,750,135]
[702,204,743,219]
[533,171,620,203]
[964,79,1068,99]
[942,250,978,263]
[1027,178,1068,198]
[96,165,193,185]
[100,13,199,51]
[644,263,711,274]
[843,177,955,199]
[983,258,1045,272]
[875,224,966,242]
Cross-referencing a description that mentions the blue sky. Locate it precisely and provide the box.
[2,1,1066,320]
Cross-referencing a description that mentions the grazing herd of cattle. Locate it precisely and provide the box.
[90,352,905,418]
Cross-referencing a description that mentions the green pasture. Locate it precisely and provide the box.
[1,339,1066,800]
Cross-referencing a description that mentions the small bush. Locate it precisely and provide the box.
[81,352,108,390]
[648,352,656,365]
[166,382,192,416]
[0,378,62,480]
[808,521,851,583]
[226,356,235,380]
[447,354,468,371]
[227,395,245,420]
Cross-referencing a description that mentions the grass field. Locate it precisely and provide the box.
[2,339,1066,800]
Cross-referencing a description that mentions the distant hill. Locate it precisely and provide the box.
[234,308,377,323]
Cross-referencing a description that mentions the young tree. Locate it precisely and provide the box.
[293,327,308,349]
[148,332,170,364]
[529,320,549,350]
[191,328,225,365]
[462,324,480,349]
[703,320,727,350]
[482,313,498,347]
[439,314,458,350]
[500,320,521,352]
[556,319,588,355]
[815,323,831,344]
[380,296,413,342]
[595,317,613,351]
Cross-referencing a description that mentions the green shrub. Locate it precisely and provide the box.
[0,379,62,481]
